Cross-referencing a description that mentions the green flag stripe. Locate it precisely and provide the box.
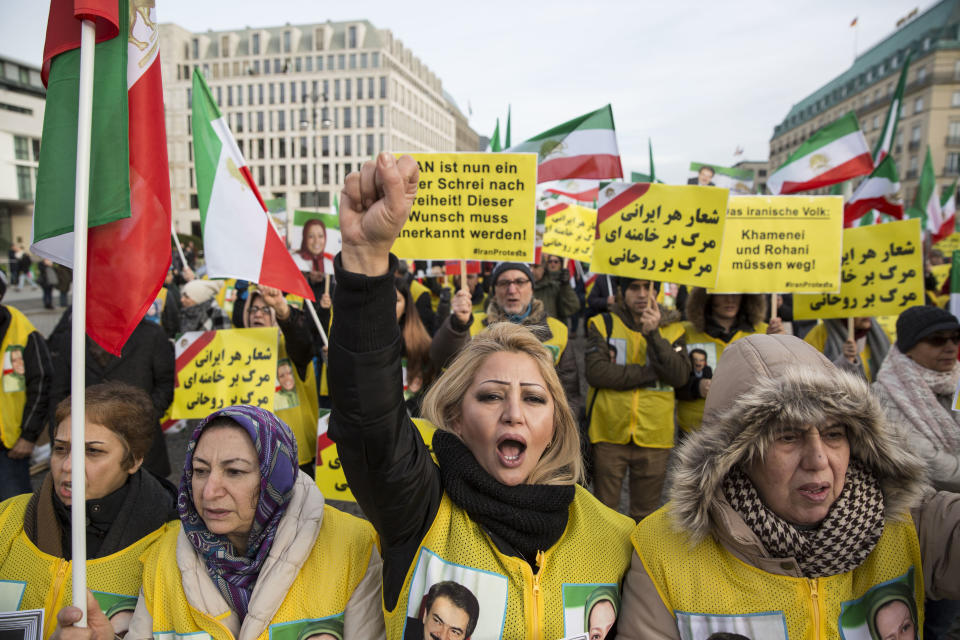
[523,104,615,142]
[33,0,130,243]
[784,112,861,165]
[191,69,223,227]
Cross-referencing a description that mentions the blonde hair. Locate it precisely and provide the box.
[421,322,583,485]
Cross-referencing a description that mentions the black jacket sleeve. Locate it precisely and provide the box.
[328,254,442,611]
[20,331,53,442]
[276,307,319,380]
[148,327,175,420]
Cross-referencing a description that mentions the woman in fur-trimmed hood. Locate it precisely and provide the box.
[618,333,960,639]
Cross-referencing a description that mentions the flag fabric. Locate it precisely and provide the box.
[767,112,873,195]
[850,17,858,27]
[950,256,960,320]
[488,118,502,152]
[506,105,623,184]
[191,69,314,300]
[505,106,511,148]
[648,138,656,183]
[542,179,599,203]
[910,147,947,241]
[942,178,958,233]
[843,155,904,226]
[32,0,172,355]
[873,52,911,164]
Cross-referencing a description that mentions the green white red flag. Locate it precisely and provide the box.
[908,147,947,241]
[506,105,623,183]
[942,178,957,235]
[543,179,600,203]
[843,155,903,226]
[191,69,313,300]
[32,0,171,355]
[768,112,873,195]
[872,52,911,163]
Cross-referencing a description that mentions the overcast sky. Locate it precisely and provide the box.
[0,0,937,183]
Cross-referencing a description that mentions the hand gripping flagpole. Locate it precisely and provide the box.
[70,18,96,627]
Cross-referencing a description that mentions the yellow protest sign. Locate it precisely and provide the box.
[591,183,728,287]
[170,328,277,418]
[931,263,951,291]
[793,218,923,320]
[934,232,960,258]
[711,195,843,294]
[316,415,436,503]
[542,203,597,262]
[391,153,537,261]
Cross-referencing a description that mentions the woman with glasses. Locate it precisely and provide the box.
[875,305,960,492]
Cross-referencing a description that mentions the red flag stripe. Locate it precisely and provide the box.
[41,0,119,86]
[596,183,651,235]
[545,203,570,216]
[778,154,874,195]
[86,54,171,354]
[174,331,217,373]
[239,165,268,213]
[537,154,623,184]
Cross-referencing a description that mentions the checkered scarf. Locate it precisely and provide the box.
[178,406,298,619]
[722,459,884,578]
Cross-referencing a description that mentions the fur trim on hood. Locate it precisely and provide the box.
[685,287,766,333]
[669,333,926,543]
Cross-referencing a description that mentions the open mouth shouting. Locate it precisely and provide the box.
[497,434,528,468]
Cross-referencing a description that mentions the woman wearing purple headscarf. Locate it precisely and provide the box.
[125,405,385,639]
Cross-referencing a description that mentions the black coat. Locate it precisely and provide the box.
[49,316,175,477]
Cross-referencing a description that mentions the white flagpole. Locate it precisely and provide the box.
[305,297,329,347]
[70,18,97,627]
[171,227,188,271]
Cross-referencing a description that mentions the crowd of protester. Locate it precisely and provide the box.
[1,153,958,638]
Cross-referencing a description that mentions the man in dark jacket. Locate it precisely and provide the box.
[48,315,174,478]
[0,272,52,500]
[584,277,690,521]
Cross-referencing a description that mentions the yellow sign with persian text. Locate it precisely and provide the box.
[934,232,960,258]
[316,414,436,503]
[591,183,728,287]
[542,203,597,263]
[711,195,843,293]
[170,328,277,418]
[391,152,537,261]
[793,218,923,319]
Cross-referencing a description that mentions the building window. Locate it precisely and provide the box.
[295,57,302,72]
[372,52,379,68]
[953,91,960,107]
[291,81,297,104]
[349,53,357,69]
[216,86,222,105]
[305,56,312,72]
[338,54,345,70]
[334,79,341,101]
[283,31,291,53]
[277,165,286,185]
[277,110,285,131]
[258,112,265,132]
[221,36,230,57]
[31,138,40,161]
[348,26,358,48]
[915,96,924,113]
[259,84,264,105]
[16,166,32,200]
[357,78,363,100]
[322,164,330,184]
[274,59,282,73]
[279,83,285,103]
[380,76,387,99]
[14,136,29,161]
[343,135,352,156]
[366,134,375,155]
[917,67,926,83]
[327,55,334,70]
[360,53,368,68]
[191,38,199,59]
[368,77,374,99]
[299,136,308,157]
[321,136,330,157]
[345,79,352,100]
[316,56,323,71]
[947,153,960,175]
[343,107,352,128]
[366,106,374,127]
[190,194,199,209]
[227,86,233,106]
[252,33,261,55]
[236,114,243,133]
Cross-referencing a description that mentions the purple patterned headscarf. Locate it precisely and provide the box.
[177,405,298,619]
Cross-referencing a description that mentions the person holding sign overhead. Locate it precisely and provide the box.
[431,261,583,419]
[675,288,782,434]
[585,277,690,521]
[328,152,634,639]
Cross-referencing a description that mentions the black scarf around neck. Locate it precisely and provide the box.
[433,430,575,566]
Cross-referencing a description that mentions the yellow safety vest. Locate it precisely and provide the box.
[677,322,767,433]
[632,506,924,639]
[587,314,685,448]
[803,323,877,382]
[0,495,172,639]
[470,314,568,366]
[384,487,634,640]
[140,509,376,640]
[273,334,319,466]
[0,307,39,448]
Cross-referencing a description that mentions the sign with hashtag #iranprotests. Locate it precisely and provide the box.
[711,195,843,294]
[391,152,538,261]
